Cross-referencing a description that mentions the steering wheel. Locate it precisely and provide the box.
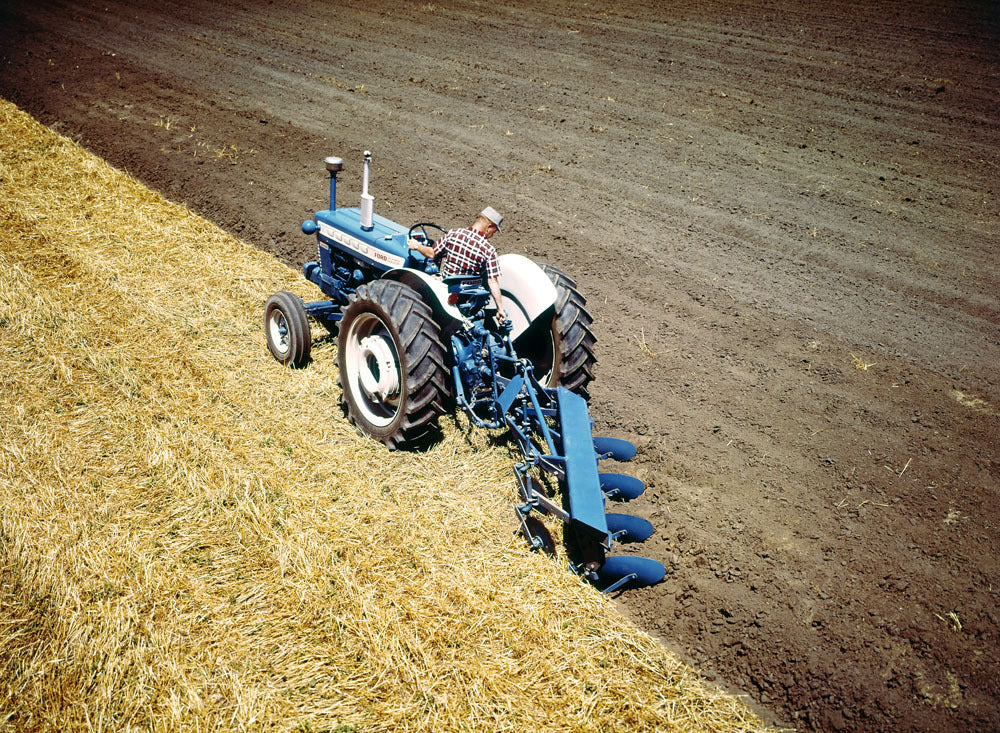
[407,222,447,247]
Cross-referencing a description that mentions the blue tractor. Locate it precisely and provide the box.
[264,152,664,592]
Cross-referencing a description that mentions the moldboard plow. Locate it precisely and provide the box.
[264,152,664,592]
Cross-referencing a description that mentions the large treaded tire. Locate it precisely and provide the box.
[264,291,311,368]
[338,279,448,449]
[540,264,597,399]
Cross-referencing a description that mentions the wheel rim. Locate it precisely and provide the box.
[344,311,403,428]
[515,320,558,386]
[268,310,290,355]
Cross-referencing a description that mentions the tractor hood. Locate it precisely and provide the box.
[311,207,410,271]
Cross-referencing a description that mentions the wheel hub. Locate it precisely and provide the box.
[269,311,289,353]
[357,335,400,400]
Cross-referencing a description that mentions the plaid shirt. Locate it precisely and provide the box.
[433,228,501,279]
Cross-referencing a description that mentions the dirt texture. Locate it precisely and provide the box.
[2,1,998,730]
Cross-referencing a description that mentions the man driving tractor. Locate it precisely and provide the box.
[408,206,507,323]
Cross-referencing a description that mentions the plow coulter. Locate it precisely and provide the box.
[264,152,664,591]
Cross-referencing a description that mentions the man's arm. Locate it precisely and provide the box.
[408,239,436,258]
[487,276,507,323]
[409,229,452,260]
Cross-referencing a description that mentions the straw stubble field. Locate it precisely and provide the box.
[0,101,766,730]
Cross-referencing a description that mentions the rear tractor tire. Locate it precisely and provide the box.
[264,291,312,368]
[338,279,449,449]
[517,265,597,398]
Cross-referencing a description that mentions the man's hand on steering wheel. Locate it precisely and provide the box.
[407,222,446,250]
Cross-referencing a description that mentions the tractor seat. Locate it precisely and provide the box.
[443,274,484,292]
[442,273,492,319]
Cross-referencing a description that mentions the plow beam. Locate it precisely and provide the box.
[556,387,612,547]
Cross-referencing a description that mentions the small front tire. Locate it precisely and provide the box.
[264,291,312,367]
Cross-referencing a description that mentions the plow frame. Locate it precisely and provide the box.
[446,283,662,592]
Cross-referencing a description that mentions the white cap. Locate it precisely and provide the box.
[480,206,503,231]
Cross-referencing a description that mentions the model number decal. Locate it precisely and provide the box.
[319,222,405,268]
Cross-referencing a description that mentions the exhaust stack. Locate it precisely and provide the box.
[360,150,374,231]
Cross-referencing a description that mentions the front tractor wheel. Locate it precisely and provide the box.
[516,265,597,398]
[264,291,312,367]
[338,279,448,449]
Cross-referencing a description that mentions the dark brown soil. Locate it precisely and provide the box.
[3,1,998,729]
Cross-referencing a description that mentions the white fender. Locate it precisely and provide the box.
[382,267,464,323]
[497,253,557,340]
[384,256,556,340]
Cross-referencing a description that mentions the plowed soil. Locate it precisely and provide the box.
[2,1,997,730]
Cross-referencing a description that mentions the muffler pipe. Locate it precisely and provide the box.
[360,150,374,231]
